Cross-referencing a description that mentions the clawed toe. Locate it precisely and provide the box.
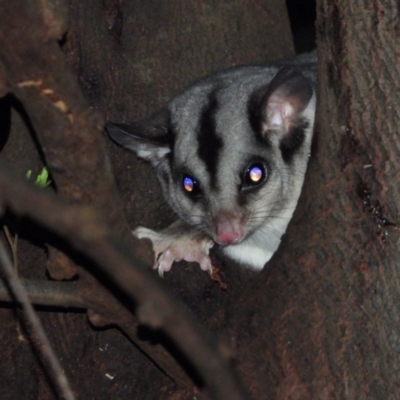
[133,226,215,276]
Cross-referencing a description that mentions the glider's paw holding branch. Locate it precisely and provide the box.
[133,227,214,277]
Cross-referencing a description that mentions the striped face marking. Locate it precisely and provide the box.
[197,90,223,187]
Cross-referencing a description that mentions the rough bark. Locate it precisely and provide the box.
[226,1,400,399]
[0,0,194,392]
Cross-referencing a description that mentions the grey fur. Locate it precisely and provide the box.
[107,51,317,273]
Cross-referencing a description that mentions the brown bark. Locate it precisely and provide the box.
[226,1,400,399]
[0,0,194,392]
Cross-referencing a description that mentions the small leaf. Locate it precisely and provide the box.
[35,167,51,187]
[26,167,51,188]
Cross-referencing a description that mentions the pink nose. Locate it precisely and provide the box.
[212,209,246,246]
[215,231,242,245]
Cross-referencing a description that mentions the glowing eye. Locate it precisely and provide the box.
[243,162,266,190]
[249,166,263,183]
[183,176,195,192]
[182,175,201,198]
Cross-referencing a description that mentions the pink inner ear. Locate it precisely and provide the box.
[266,94,296,131]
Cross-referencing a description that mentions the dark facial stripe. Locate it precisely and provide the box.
[247,84,272,147]
[197,90,223,187]
[279,118,309,163]
[247,84,265,136]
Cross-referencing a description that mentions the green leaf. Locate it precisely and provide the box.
[26,167,51,188]
[35,167,51,187]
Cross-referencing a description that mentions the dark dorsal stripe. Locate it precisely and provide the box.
[247,83,272,147]
[247,84,266,136]
[279,118,309,163]
[197,90,223,187]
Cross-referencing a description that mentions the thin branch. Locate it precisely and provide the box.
[0,279,86,309]
[2,224,23,339]
[0,160,249,400]
[0,276,192,387]
[0,241,76,400]
[3,225,18,271]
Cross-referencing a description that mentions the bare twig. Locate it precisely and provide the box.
[0,279,86,309]
[0,161,249,400]
[2,224,23,339]
[3,225,18,271]
[0,241,76,400]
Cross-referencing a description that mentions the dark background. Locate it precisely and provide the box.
[287,0,316,52]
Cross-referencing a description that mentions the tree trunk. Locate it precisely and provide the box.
[227,1,400,399]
